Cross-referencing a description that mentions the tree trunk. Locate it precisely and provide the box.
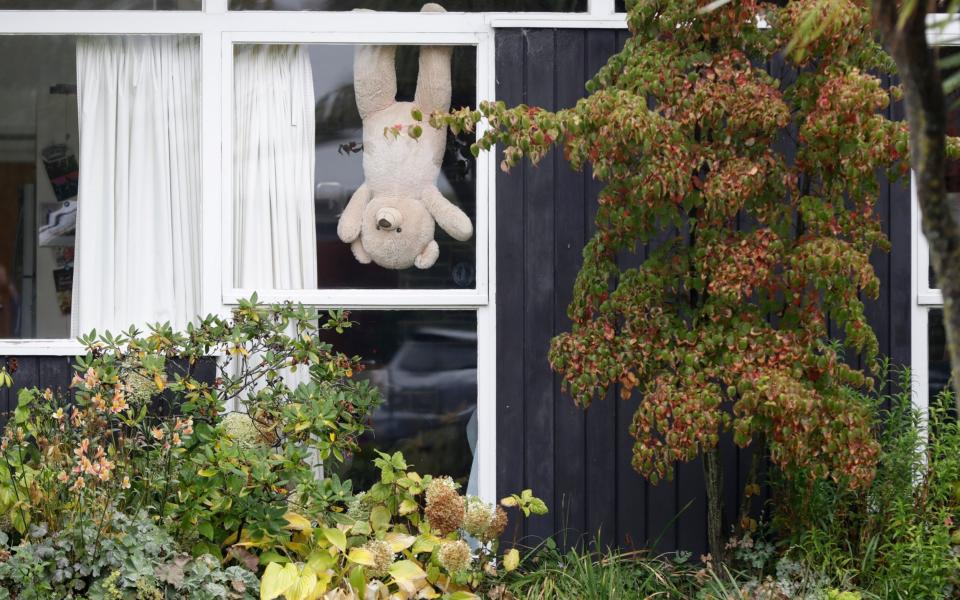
[874,0,960,413]
[703,447,726,564]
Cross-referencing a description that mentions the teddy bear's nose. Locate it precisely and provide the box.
[375,207,402,231]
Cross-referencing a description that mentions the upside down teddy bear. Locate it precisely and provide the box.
[336,3,474,270]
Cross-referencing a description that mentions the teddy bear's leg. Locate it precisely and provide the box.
[354,45,397,120]
[414,240,440,270]
[350,239,373,264]
[337,183,371,243]
[421,185,473,242]
[414,5,453,115]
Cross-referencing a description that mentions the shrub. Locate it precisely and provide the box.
[0,510,259,599]
[257,451,546,600]
[773,369,960,598]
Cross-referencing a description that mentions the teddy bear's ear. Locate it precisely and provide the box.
[414,240,440,269]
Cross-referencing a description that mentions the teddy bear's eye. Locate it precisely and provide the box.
[396,227,402,233]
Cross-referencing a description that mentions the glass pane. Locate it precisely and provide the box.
[615,0,625,12]
[933,47,960,288]
[322,311,478,490]
[0,35,201,339]
[0,36,78,338]
[929,309,949,405]
[230,0,584,11]
[0,0,200,9]
[234,44,477,290]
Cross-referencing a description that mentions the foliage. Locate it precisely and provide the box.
[773,370,960,598]
[0,510,259,599]
[0,298,379,561]
[256,450,546,600]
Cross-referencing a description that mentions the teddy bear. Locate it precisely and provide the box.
[336,3,473,270]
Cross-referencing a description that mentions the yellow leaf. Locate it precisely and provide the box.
[285,567,317,600]
[384,532,417,553]
[503,548,520,572]
[260,562,298,600]
[500,496,517,507]
[398,499,418,516]
[389,559,427,582]
[347,547,376,566]
[416,585,440,599]
[323,527,347,552]
[411,535,438,554]
[283,512,313,532]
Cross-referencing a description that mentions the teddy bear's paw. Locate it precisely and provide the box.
[421,3,446,13]
[414,240,440,269]
[351,239,373,264]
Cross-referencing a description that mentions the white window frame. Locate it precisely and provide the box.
[0,0,626,505]
[912,15,960,419]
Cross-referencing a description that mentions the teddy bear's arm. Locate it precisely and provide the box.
[354,45,397,120]
[337,183,371,243]
[421,185,473,242]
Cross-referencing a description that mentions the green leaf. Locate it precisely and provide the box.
[198,521,214,541]
[349,566,365,595]
[370,505,391,531]
[323,527,347,552]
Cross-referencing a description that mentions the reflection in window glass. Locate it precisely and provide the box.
[0,0,199,8]
[322,311,477,491]
[934,47,960,288]
[0,36,78,339]
[930,309,949,407]
[234,44,477,291]
[230,0,584,11]
[1,35,202,340]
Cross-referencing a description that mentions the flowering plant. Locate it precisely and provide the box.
[257,450,546,600]
[0,297,380,565]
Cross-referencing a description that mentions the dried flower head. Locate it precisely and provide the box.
[463,497,495,540]
[363,539,394,578]
[220,412,263,449]
[424,479,465,535]
[347,491,372,522]
[438,540,471,574]
[488,506,508,540]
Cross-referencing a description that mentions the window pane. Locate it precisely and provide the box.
[929,309,949,406]
[0,36,78,338]
[233,44,477,291]
[0,35,201,340]
[933,47,960,288]
[230,0,584,11]
[0,0,200,9]
[321,311,477,490]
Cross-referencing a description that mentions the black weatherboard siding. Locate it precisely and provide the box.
[493,28,912,553]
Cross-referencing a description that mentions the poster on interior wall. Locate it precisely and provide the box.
[53,268,72,315]
[40,142,79,203]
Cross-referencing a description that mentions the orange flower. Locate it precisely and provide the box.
[150,427,165,441]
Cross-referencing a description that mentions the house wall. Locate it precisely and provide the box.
[0,27,914,556]
[493,28,913,554]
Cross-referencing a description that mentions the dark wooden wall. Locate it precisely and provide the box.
[493,28,913,554]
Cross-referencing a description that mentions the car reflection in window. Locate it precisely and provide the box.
[348,327,477,489]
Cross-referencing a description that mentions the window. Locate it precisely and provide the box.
[0,0,628,499]
[913,40,960,419]
[229,0,586,11]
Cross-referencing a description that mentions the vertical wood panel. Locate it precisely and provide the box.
[494,29,527,544]
[522,28,558,544]
[552,28,588,546]
[582,29,620,551]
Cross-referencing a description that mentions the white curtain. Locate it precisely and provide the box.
[233,45,317,290]
[72,36,201,336]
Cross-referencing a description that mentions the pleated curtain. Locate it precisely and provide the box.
[233,44,317,291]
[72,36,201,336]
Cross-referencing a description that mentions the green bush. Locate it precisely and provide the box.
[772,369,960,598]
